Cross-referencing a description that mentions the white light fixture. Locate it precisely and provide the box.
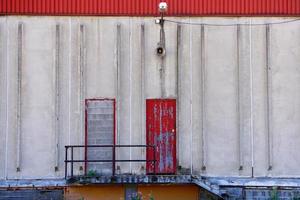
[158,2,168,13]
[155,19,161,24]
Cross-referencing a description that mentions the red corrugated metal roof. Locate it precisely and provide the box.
[0,0,300,16]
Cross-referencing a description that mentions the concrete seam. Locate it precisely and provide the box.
[16,23,23,172]
[176,24,181,169]
[4,17,9,179]
[189,18,193,175]
[54,24,61,171]
[140,23,145,171]
[79,24,86,168]
[68,19,72,146]
[249,19,254,177]
[200,24,207,171]
[237,24,243,171]
[96,19,100,95]
[116,24,121,167]
[266,24,273,171]
[129,19,132,172]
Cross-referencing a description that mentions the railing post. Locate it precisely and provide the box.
[112,145,116,176]
[65,146,68,179]
[71,146,74,178]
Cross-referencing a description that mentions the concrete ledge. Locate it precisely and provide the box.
[207,177,300,188]
[67,175,193,185]
[0,179,66,188]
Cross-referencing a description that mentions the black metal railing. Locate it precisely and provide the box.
[65,145,156,179]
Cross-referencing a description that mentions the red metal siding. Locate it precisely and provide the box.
[146,99,176,174]
[0,0,300,16]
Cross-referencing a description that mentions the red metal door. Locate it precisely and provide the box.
[146,99,176,174]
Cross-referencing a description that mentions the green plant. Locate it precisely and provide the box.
[87,169,97,177]
[149,193,155,200]
[271,187,279,200]
[130,192,155,200]
[130,192,143,200]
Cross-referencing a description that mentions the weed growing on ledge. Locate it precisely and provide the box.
[130,192,155,200]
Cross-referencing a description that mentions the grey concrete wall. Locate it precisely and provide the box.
[0,16,300,179]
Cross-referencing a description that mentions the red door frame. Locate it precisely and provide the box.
[84,98,116,175]
[146,99,176,174]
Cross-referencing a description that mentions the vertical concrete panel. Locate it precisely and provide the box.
[55,19,71,178]
[237,21,252,177]
[177,21,192,173]
[0,19,7,179]
[190,19,202,174]
[85,19,99,99]
[205,20,239,176]
[6,17,19,179]
[69,19,83,175]
[118,19,131,173]
[164,18,177,98]
[270,21,300,177]
[20,18,55,178]
[130,19,143,173]
[145,19,160,98]
[85,19,116,99]
[252,22,269,177]
[91,18,116,98]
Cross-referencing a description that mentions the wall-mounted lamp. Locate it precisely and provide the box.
[158,2,168,13]
[156,2,167,57]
